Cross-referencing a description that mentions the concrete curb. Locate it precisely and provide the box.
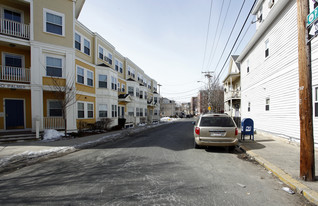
[0,123,167,174]
[239,145,318,205]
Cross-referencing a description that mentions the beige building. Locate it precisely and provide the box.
[0,0,160,134]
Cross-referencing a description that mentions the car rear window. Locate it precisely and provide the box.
[199,117,235,127]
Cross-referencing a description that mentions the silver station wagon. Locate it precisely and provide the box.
[193,114,238,149]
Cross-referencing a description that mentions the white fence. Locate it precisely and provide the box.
[44,117,65,129]
[0,66,30,82]
[0,18,30,39]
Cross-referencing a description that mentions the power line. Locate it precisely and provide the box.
[201,0,214,72]
[233,19,253,54]
[161,86,203,94]
[205,0,226,71]
[213,0,246,73]
[207,0,232,70]
[215,0,257,82]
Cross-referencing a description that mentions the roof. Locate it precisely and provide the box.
[96,63,110,67]
[118,94,129,99]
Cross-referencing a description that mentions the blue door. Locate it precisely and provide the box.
[5,99,24,130]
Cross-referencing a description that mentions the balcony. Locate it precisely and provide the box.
[0,66,30,83]
[0,18,30,40]
[224,90,241,101]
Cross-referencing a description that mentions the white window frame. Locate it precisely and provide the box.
[77,102,85,119]
[115,59,119,71]
[47,99,63,117]
[112,104,117,118]
[75,32,81,51]
[3,52,25,68]
[76,66,85,84]
[43,8,65,36]
[83,38,91,56]
[265,39,270,58]
[111,76,117,90]
[98,104,108,118]
[76,65,94,87]
[87,103,94,118]
[122,84,125,92]
[119,62,123,73]
[98,45,112,64]
[98,74,107,88]
[46,55,63,78]
[265,97,270,111]
[87,70,93,87]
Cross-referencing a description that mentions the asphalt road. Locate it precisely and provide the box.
[0,121,313,205]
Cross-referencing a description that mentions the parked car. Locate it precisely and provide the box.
[193,114,238,149]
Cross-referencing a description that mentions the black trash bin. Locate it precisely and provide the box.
[241,118,254,140]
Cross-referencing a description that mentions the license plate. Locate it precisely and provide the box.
[211,132,222,136]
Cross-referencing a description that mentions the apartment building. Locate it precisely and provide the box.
[237,0,318,145]
[0,0,160,133]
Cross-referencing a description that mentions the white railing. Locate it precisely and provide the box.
[0,66,30,82]
[0,18,30,39]
[224,90,241,101]
[44,117,65,129]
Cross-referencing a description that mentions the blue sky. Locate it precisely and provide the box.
[78,0,256,102]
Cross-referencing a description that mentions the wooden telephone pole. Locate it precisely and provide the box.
[297,0,315,181]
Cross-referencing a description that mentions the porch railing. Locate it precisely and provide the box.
[0,18,30,39]
[0,66,30,83]
[44,117,65,130]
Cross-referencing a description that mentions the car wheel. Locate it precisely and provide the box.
[194,140,200,149]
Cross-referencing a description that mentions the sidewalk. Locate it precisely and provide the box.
[239,133,318,205]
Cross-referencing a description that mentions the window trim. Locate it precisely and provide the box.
[47,99,63,117]
[87,102,94,118]
[265,39,270,58]
[46,56,63,78]
[87,70,93,87]
[265,97,270,111]
[98,74,107,88]
[3,52,25,68]
[77,101,94,119]
[76,65,94,87]
[77,102,85,119]
[83,38,91,56]
[98,104,108,118]
[77,66,85,84]
[43,8,65,36]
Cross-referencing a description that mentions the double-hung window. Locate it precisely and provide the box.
[78,102,85,118]
[136,108,140,117]
[87,70,93,86]
[75,33,81,50]
[77,67,84,84]
[112,105,117,117]
[136,88,140,97]
[46,56,62,77]
[111,76,117,90]
[265,39,269,58]
[128,67,131,76]
[128,86,134,96]
[128,107,134,116]
[265,98,270,111]
[84,39,90,55]
[87,103,94,118]
[140,91,143,99]
[48,100,63,117]
[122,84,125,92]
[115,60,119,71]
[99,74,107,88]
[99,104,108,118]
[108,53,113,65]
[44,9,64,36]
[99,46,104,60]
[119,62,123,73]
[145,108,148,117]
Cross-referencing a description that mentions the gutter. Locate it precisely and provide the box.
[237,0,291,63]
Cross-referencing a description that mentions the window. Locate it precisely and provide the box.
[120,62,123,73]
[122,84,125,92]
[199,117,235,127]
[5,54,22,68]
[128,67,131,76]
[48,100,62,117]
[265,98,270,111]
[87,103,94,118]
[46,56,62,77]
[87,70,93,86]
[78,102,84,118]
[111,76,117,90]
[140,91,143,99]
[154,97,158,104]
[115,59,119,71]
[315,87,318,117]
[248,102,251,112]
[44,9,64,35]
[112,105,117,117]
[128,86,134,96]
[84,39,90,55]
[140,108,143,117]
[118,83,120,91]
[145,92,148,100]
[77,67,84,84]
[136,108,140,117]
[99,75,107,88]
[108,53,113,65]
[265,39,269,58]
[121,106,125,118]
[99,46,104,60]
[128,107,134,116]
[75,33,81,50]
[247,59,250,73]
[145,108,148,117]
[4,9,21,22]
[154,110,158,116]
[136,88,140,97]
[99,104,107,118]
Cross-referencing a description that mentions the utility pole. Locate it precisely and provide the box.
[297,0,315,181]
[202,71,214,113]
[158,84,162,95]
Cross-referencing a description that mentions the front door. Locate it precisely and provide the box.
[5,99,24,130]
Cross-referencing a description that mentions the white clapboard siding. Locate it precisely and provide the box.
[240,1,306,143]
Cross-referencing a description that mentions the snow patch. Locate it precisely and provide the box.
[43,129,64,141]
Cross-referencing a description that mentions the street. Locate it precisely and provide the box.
[0,121,312,205]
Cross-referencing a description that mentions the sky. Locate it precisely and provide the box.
[78,0,256,103]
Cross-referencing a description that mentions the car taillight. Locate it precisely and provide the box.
[195,127,200,135]
[235,128,238,136]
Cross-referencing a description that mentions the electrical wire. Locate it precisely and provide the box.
[201,0,214,72]
[214,0,258,82]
